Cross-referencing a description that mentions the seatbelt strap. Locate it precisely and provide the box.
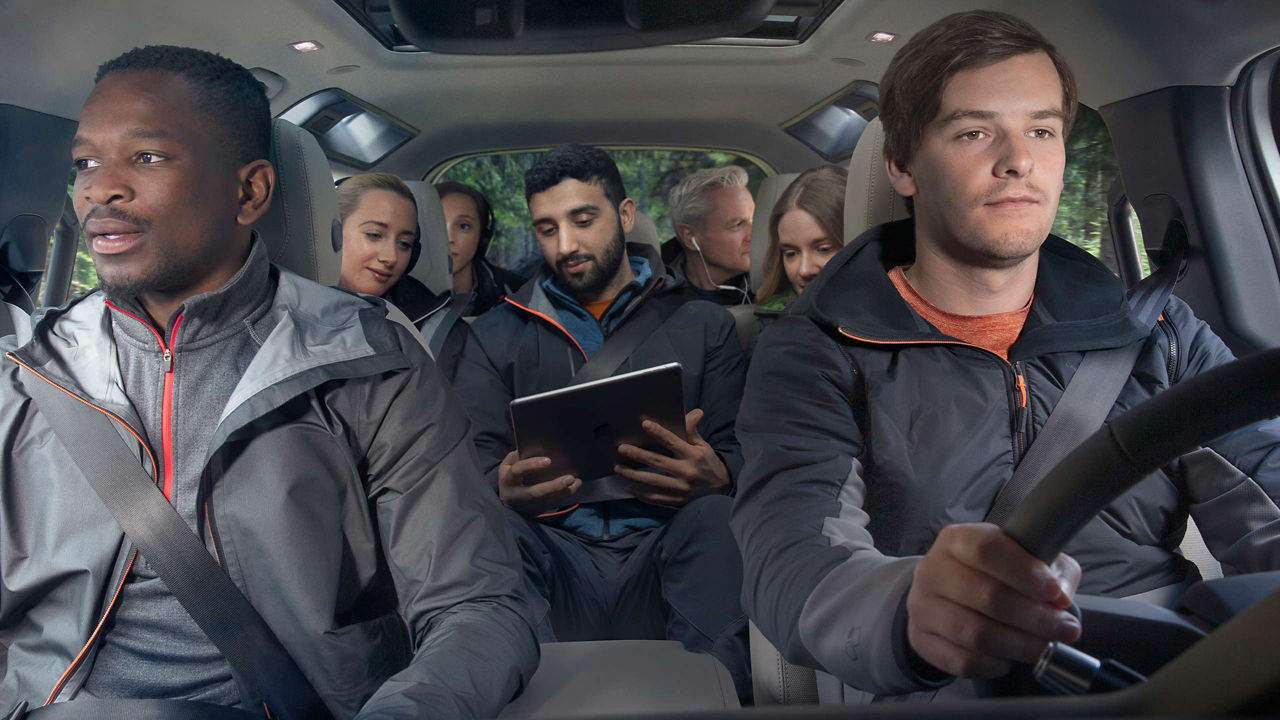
[568,296,680,386]
[18,370,333,720]
[986,250,1183,526]
[427,294,470,359]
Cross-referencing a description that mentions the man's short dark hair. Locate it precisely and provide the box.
[524,144,626,208]
[96,45,271,167]
[879,10,1078,170]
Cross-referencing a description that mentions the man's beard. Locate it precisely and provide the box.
[97,254,208,302]
[554,219,627,300]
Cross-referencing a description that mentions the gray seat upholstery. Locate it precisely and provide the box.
[725,172,800,355]
[749,172,800,292]
[252,119,342,285]
[626,209,662,251]
[403,180,452,295]
[499,640,739,718]
[843,117,910,243]
[750,119,906,707]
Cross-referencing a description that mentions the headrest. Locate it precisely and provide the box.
[626,210,661,250]
[253,119,342,285]
[0,105,76,304]
[404,180,452,295]
[749,172,799,290]
[844,117,909,242]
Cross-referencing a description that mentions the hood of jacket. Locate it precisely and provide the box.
[795,219,1151,359]
[10,267,412,463]
[508,240,678,309]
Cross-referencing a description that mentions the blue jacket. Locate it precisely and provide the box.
[455,242,748,539]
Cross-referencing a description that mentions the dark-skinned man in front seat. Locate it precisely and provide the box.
[733,10,1280,703]
[453,143,752,704]
[0,46,537,719]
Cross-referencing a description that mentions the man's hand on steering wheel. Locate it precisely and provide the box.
[905,523,1084,679]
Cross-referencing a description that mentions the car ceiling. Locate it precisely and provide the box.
[3,0,1278,176]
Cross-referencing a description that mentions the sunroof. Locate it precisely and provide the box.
[334,0,845,52]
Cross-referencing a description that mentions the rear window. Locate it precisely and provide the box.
[431,148,771,276]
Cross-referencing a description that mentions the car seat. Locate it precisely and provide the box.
[626,209,662,251]
[726,171,801,353]
[403,180,452,296]
[749,117,903,705]
[0,104,76,312]
[252,118,342,285]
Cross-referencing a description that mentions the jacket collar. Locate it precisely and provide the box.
[797,219,1150,359]
[11,263,413,459]
[107,234,273,351]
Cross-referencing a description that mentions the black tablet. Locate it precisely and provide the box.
[509,362,685,504]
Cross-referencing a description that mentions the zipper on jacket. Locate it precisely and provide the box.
[1012,362,1030,456]
[1158,315,1180,381]
[4,354,160,706]
[104,302,183,502]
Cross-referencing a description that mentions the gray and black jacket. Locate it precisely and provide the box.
[732,219,1280,699]
[0,251,539,718]
[454,242,748,539]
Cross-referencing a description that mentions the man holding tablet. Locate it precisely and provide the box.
[454,143,751,703]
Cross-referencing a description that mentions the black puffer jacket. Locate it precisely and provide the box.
[454,243,747,540]
[732,219,1280,698]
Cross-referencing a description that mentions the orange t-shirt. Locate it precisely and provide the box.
[887,266,1031,361]
[583,297,615,320]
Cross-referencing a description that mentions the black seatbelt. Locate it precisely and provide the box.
[985,250,1183,526]
[18,370,333,720]
[427,295,469,359]
[568,297,681,386]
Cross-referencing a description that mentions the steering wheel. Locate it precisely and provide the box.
[999,346,1280,714]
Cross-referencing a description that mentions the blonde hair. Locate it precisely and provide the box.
[756,165,848,304]
[336,173,417,224]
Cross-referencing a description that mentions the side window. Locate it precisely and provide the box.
[67,199,97,296]
[432,148,771,277]
[1052,104,1146,279]
[37,185,97,307]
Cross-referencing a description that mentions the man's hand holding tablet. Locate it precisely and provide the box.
[614,408,730,505]
[498,452,583,516]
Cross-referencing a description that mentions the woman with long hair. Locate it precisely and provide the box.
[750,165,849,351]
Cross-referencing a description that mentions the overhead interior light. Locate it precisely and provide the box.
[291,40,323,53]
[867,31,896,43]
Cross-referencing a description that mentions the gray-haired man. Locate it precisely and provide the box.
[662,166,754,306]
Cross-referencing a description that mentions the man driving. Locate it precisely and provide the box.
[733,9,1280,702]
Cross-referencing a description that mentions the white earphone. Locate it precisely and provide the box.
[689,234,752,301]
